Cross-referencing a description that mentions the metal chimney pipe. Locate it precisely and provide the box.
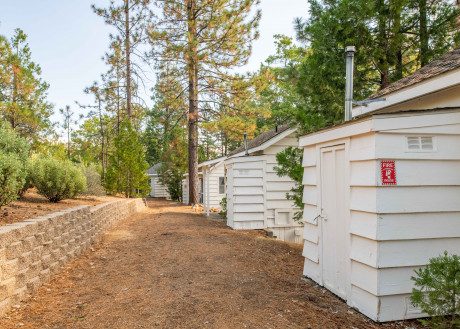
[244,132,249,156]
[345,46,355,121]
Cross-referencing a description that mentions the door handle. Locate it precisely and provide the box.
[321,209,328,221]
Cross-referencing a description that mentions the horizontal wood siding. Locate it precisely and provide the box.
[264,153,301,235]
[301,145,321,277]
[182,178,188,205]
[301,101,460,322]
[206,162,225,210]
[150,176,170,198]
[228,158,265,230]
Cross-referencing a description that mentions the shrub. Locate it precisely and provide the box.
[219,197,227,219]
[80,164,105,196]
[274,146,304,221]
[0,122,30,207]
[17,159,33,198]
[411,251,460,328]
[30,156,87,202]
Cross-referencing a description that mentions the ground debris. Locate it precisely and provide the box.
[0,199,425,329]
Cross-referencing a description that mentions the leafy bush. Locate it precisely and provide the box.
[80,164,105,196]
[219,197,227,219]
[274,146,304,221]
[30,156,87,202]
[0,122,30,207]
[17,160,32,198]
[411,251,460,328]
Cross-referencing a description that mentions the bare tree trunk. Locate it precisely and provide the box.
[187,0,199,205]
[98,98,105,179]
[125,0,132,121]
[116,63,121,134]
[67,124,71,159]
[419,0,429,66]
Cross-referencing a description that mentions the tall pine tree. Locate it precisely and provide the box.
[148,0,261,204]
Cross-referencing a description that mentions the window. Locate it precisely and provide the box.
[406,136,434,152]
[219,177,225,194]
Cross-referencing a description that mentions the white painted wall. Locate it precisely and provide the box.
[202,161,226,210]
[225,131,303,243]
[300,108,460,322]
[148,175,170,198]
[182,177,189,205]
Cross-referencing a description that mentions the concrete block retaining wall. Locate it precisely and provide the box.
[0,198,146,315]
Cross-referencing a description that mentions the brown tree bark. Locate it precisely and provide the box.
[125,0,132,121]
[419,0,429,67]
[187,0,199,205]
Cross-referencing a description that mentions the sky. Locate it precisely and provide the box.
[0,0,309,128]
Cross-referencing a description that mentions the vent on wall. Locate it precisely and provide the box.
[406,136,434,151]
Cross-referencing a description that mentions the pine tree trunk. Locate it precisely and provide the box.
[419,0,429,66]
[187,0,199,205]
[117,64,121,134]
[67,125,70,159]
[125,0,132,121]
[98,99,105,179]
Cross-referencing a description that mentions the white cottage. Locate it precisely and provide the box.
[300,47,460,322]
[225,125,303,243]
[146,164,170,198]
[199,157,227,214]
[182,172,203,205]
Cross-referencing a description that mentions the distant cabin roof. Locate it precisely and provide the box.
[368,46,460,100]
[146,163,163,175]
[198,156,227,168]
[228,124,292,156]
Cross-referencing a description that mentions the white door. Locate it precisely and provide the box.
[226,165,234,227]
[320,144,348,299]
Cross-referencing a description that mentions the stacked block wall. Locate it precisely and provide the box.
[0,198,146,315]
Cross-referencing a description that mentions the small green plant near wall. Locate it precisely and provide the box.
[274,146,304,221]
[30,156,87,202]
[219,197,227,219]
[0,122,30,207]
[411,251,460,329]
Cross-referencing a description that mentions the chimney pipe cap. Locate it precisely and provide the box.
[345,46,356,53]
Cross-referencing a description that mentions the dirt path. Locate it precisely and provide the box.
[0,199,423,329]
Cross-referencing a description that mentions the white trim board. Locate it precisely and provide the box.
[352,68,460,117]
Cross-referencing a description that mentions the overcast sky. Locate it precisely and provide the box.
[1,0,309,126]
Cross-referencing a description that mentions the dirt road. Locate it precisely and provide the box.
[0,199,422,329]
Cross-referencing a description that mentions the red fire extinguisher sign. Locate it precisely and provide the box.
[381,160,397,185]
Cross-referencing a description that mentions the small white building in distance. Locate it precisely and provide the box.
[182,172,203,205]
[146,164,170,198]
[225,125,303,243]
[300,47,460,322]
[199,157,227,213]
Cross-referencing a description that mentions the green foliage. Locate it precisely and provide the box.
[30,156,87,202]
[17,158,32,197]
[411,252,460,328]
[80,164,105,196]
[0,29,53,148]
[0,122,30,207]
[219,197,227,219]
[274,147,304,221]
[105,120,150,197]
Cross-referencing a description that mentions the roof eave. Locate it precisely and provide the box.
[229,128,296,158]
[352,68,460,117]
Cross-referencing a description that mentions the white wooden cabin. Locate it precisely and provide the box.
[199,157,227,214]
[182,172,203,205]
[300,47,460,322]
[225,125,303,243]
[146,164,170,198]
